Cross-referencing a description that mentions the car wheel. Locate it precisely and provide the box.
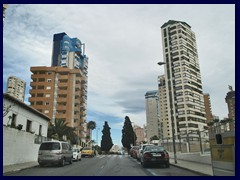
[142,162,147,168]
[39,163,44,167]
[166,163,170,168]
[60,158,65,167]
[69,157,73,164]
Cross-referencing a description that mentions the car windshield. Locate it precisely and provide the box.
[73,149,79,152]
[40,142,60,150]
[144,146,165,152]
[83,147,91,150]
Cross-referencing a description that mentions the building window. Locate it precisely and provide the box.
[45,102,49,106]
[38,86,44,89]
[36,101,43,105]
[44,110,49,113]
[46,86,51,90]
[39,125,42,136]
[11,113,17,127]
[47,79,51,82]
[46,94,50,98]
[26,120,32,132]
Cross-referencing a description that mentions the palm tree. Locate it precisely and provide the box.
[48,119,77,143]
[87,121,96,145]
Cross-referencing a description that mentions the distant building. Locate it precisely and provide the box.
[3,4,7,26]
[132,124,145,144]
[145,90,160,143]
[110,144,119,153]
[203,93,213,123]
[6,76,26,102]
[225,86,235,120]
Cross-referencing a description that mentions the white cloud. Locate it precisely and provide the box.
[3,4,235,146]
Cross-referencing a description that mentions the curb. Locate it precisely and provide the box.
[3,164,39,175]
[170,163,211,176]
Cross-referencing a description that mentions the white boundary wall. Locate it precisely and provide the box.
[168,152,212,165]
[3,126,40,166]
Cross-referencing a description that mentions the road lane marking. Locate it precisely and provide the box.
[146,169,159,176]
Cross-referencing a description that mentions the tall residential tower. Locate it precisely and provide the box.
[29,32,88,146]
[160,20,208,143]
[6,76,26,102]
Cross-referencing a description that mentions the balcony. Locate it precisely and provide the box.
[29,89,39,94]
[56,97,67,102]
[31,74,46,79]
[58,82,68,87]
[58,75,68,80]
[56,105,66,111]
[55,114,67,119]
[58,90,68,95]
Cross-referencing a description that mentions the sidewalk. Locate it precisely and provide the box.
[3,161,39,174]
[169,158,213,176]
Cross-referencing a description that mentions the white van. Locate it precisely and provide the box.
[38,141,73,167]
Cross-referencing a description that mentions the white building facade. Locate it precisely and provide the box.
[160,20,208,143]
[6,76,26,102]
[3,93,49,136]
[145,90,160,143]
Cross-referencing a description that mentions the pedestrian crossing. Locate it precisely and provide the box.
[96,154,129,159]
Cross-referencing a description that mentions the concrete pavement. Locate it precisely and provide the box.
[169,158,213,176]
[3,157,213,176]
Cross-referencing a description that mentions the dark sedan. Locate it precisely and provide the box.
[140,146,169,168]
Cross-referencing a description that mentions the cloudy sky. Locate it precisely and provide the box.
[3,4,235,147]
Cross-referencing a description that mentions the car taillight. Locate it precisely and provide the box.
[164,152,169,158]
[143,152,151,158]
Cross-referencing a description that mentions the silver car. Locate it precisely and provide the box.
[38,141,73,167]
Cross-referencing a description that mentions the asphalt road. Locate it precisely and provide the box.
[5,154,202,176]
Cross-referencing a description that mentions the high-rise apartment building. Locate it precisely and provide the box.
[160,20,208,143]
[29,32,88,146]
[145,90,160,143]
[6,76,26,102]
[203,93,213,123]
[3,4,8,26]
[225,86,235,120]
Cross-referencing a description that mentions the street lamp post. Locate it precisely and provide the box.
[96,128,100,146]
[131,122,136,146]
[157,61,177,164]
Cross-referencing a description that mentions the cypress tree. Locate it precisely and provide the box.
[101,121,113,153]
[121,116,136,152]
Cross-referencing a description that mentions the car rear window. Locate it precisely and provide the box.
[145,146,165,152]
[83,147,91,150]
[40,142,60,150]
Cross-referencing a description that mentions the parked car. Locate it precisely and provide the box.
[140,145,169,168]
[130,146,139,157]
[132,146,139,159]
[81,146,95,157]
[38,141,73,167]
[137,144,154,161]
[73,148,82,161]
